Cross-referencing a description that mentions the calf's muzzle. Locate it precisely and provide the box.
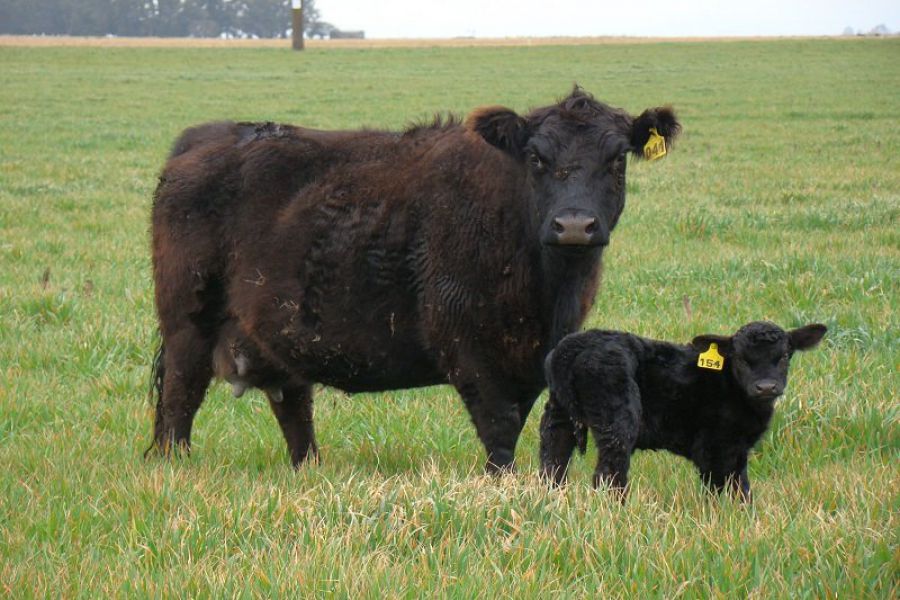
[751,379,782,399]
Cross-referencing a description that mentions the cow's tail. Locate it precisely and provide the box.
[143,340,166,458]
[545,342,589,455]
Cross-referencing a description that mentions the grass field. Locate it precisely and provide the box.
[1,38,898,597]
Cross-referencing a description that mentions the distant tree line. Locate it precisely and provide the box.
[0,0,324,38]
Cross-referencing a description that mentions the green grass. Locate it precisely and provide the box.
[1,39,898,597]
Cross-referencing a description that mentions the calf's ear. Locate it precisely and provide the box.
[691,333,733,355]
[466,106,529,159]
[789,324,827,351]
[631,106,681,160]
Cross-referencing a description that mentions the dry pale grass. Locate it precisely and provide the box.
[0,34,843,49]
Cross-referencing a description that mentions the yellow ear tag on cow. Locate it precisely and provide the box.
[643,127,667,161]
[697,343,724,371]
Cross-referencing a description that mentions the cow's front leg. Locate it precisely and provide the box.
[454,377,525,474]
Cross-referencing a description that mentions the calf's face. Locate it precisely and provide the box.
[693,322,827,403]
[467,89,680,251]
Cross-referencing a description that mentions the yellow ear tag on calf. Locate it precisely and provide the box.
[697,343,724,371]
[643,127,667,161]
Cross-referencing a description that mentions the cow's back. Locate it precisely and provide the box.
[152,118,546,393]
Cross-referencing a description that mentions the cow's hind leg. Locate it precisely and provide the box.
[149,327,214,457]
[268,384,318,467]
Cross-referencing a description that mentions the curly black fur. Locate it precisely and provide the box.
[539,321,826,501]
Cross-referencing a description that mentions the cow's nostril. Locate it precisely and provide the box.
[584,218,598,234]
[552,219,565,233]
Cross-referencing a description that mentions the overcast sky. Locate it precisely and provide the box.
[317,0,898,38]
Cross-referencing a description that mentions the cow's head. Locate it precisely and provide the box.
[467,87,680,251]
[692,322,827,405]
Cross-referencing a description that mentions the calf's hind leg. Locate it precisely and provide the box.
[588,379,640,500]
[268,384,318,467]
[538,394,579,486]
[592,431,634,498]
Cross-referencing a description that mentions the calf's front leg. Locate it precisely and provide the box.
[729,467,752,503]
[699,452,752,503]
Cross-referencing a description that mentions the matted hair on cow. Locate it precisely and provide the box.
[555,85,621,123]
[404,112,463,136]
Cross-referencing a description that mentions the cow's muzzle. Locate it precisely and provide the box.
[544,210,607,247]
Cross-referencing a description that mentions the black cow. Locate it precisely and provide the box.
[540,321,827,500]
[147,88,681,471]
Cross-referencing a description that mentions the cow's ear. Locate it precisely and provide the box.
[630,106,681,161]
[466,106,529,158]
[789,323,827,351]
[691,333,733,356]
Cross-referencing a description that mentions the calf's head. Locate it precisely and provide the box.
[692,322,827,404]
[467,87,680,250]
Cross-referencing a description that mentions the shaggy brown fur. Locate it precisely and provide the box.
[147,88,680,471]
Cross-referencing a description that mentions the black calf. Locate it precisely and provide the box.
[539,321,826,501]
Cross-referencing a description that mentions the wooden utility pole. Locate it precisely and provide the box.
[291,0,304,50]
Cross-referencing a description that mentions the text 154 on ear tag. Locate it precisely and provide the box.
[697,343,724,370]
[643,127,667,161]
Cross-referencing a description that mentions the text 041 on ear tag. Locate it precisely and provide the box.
[697,343,724,371]
[643,127,667,161]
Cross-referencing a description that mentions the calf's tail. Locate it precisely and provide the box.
[143,340,166,458]
[545,344,589,455]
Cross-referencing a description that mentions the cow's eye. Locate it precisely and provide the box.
[528,152,546,172]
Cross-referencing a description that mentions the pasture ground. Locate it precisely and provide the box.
[1,38,897,597]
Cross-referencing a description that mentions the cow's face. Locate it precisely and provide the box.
[692,322,827,404]
[467,88,680,251]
